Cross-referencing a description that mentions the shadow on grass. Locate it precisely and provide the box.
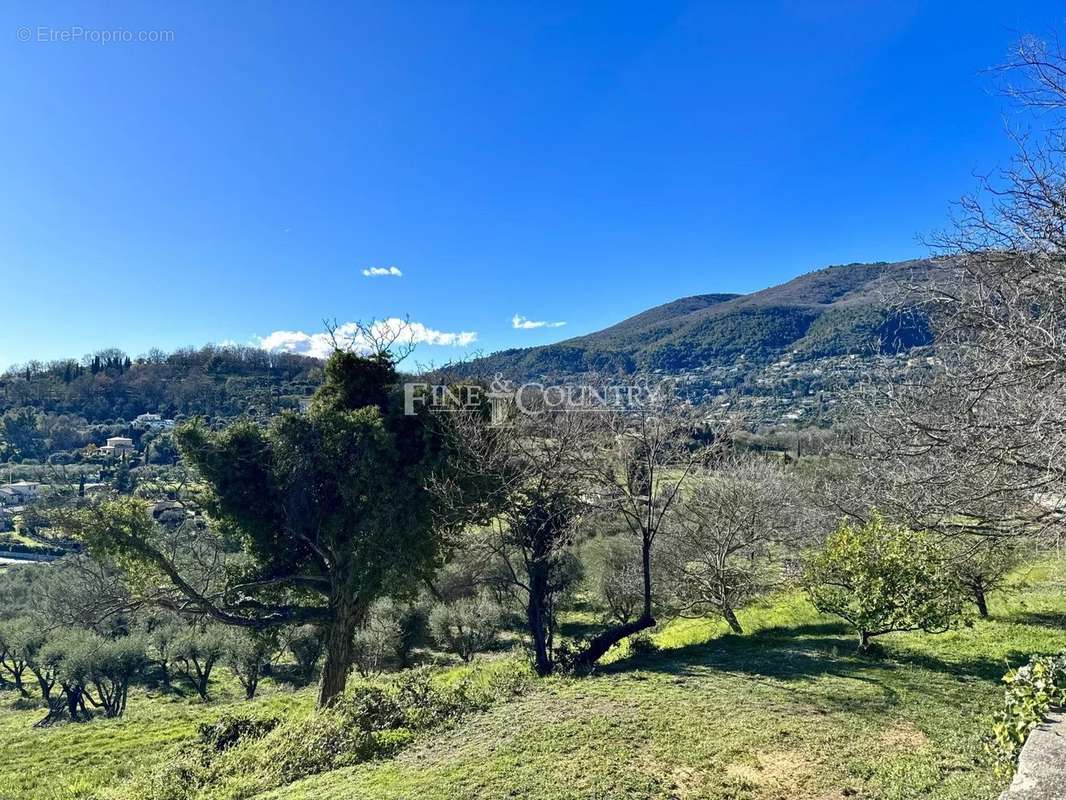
[599,619,1023,688]
[263,663,318,689]
[557,618,611,641]
[1006,611,1066,629]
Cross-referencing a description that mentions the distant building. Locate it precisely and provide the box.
[98,437,135,458]
[134,413,175,430]
[150,500,187,526]
[0,481,40,505]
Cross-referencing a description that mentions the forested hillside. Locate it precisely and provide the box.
[466,259,937,378]
[0,346,320,423]
[0,260,942,461]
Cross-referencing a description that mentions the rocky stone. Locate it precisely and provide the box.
[1001,710,1066,800]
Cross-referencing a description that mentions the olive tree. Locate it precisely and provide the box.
[225,629,276,699]
[173,623,227,701]
[139,611,184,692]
[38,629,146,721]
[285,624,324,683]
[428,590,504,662]
[944,536,1020,618]
[0,617,34,697]
[588,536,645,625]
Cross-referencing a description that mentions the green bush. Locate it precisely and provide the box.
[804,514,966,651]
[197,712,281,753]
[987,653,1066,777]
[628,633,659,657]
[286,624,323,682]
[351,597,426,675]
[429,590,503,662]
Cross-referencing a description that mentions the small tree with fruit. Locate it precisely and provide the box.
[805,514,965,651]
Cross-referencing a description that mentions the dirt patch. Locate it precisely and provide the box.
[666,765,708,799]
[878,722,929,751]
[724,750,816,792]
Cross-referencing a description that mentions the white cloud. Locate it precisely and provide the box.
[362,266,403,277]
[258,318,477,360]
[512,314,566,330]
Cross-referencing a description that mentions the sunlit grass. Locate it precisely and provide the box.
[1,559,1064,800]
[269,559,1066,800]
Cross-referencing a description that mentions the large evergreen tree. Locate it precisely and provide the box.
[72,347,485,707]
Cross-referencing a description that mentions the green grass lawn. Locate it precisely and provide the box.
[2,560,1065,800]
[0,671,314,800]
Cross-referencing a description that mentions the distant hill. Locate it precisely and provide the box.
[466,259,938,378]
[0,346,321,424]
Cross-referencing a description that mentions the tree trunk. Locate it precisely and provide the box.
[973,584,989,618]
[574,615,655,670]
[33,670,53,703]
[65,684,83,721]
[640,537,653,620]
[573,534,656,671]
[11,669,28,698]
[858,630,871,652]
[722,606,744,635]
[527,564,553,677]
[316,594,362,708]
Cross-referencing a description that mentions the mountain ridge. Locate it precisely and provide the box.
[467,258,937,379]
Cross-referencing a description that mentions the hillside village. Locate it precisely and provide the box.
[673,349,929,427]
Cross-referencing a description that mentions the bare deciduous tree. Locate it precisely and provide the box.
[572,391,726,670]
[660,454,800,634]
[433,402,598,675]
[831,36,1066,546]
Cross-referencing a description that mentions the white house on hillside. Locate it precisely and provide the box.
[0,481,41,504]
[98,437,135,458]
[134,413,176,430]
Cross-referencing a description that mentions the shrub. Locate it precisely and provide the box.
[197,712,281,753]
[585,536,645,624]
[804,514,966,651]
[224,629,276,699]
[352,601,405,676]
[429,590,503,662]
[628,633,659,657]
[351,597,428,675]
[286,624,323,683]
[987,653,1066,776]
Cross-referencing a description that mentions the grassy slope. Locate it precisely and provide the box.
[268,562,1066,800]
[0,560,1063,800]
[0,672,313,800]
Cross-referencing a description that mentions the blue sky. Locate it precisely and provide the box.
[0,1,1062,368]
